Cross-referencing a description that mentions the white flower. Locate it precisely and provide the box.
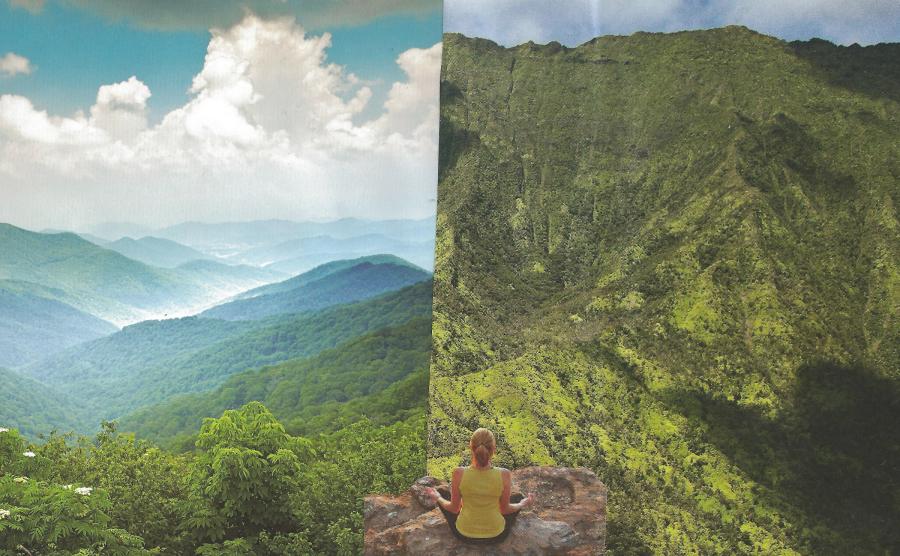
[13,476,27,483]
[75,487,93,496]
[0,509,10,519]
[22,451,35,458]
[0,427,9,433]
[63,484,73,490]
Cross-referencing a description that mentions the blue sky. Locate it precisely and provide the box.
[0,1,441,122]
[0,0,443,230]
[445,0,900,47]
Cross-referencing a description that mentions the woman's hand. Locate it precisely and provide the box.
[520,492,536,509]
[423,487,442,504]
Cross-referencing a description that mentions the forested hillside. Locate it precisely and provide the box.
[23,280,432,433]
[2,276,432,554]
[0,368,87,438]
[0,211,435,554]
[0,282,117,367]
[120,316,431,448]
[431,29,899,554]
[0,224,205,324]
[0,224,279,326]
[200,261,430,320]
[231,254,421,300]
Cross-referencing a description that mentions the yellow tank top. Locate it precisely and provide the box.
[455,466,505,538]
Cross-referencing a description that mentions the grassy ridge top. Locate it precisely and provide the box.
[430,28,899,554]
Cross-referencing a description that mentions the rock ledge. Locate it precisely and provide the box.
[364,466,607,555]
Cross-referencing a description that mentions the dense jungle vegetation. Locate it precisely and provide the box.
[1,404,424,554]
[430,28,899,554]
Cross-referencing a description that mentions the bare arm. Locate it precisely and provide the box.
[427,468,463,514]
[499,469,536,515]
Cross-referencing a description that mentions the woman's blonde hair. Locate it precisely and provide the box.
[470,428,496,467]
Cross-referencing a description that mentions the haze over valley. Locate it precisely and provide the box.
[0,216,435,438]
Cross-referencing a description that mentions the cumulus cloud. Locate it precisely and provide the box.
[373,43,442,148]
[444,0,900,46]
[0,52,33,77]
[21,0,439,30]
[0,14,440,229]
[90,76,151,139]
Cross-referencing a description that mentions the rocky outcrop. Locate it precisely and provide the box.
[364,467,607,555]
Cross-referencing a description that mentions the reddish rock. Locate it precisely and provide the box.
[364,467,607,555]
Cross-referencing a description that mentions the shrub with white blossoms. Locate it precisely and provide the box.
[13,476,28,483]
[0,509,10,519]
[22,451,35,457]
[0,427,9,432]
[75,486,93,496]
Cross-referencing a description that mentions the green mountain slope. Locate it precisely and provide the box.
[0,224,204,324]
[119,317,431,448]
[23,281,433,432]
[231,254,422,301]
[0,367,86,437]
[105,236,215,268]
[0,280,117,367]
[430,30,899,554]
[200,261,431,320]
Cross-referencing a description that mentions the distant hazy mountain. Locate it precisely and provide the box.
[200,261,431,320]
[90,222,154,241]
[155,217,436,255]
[0,223,204,324]
[232,254,422,301]
[40,229,109,245]
[21,281,432,432]
[0,367,86,438]
[105,236,215,268]
[0,280,117,367]
[235,234,429,265]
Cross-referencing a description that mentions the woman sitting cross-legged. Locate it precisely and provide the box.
[425,428,536,544]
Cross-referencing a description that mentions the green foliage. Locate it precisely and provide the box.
[432,29,899,554]
[185,402,313,542]
[0,401,425,555]
[0,429,146,555]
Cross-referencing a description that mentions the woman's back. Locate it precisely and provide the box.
[455,466,505,538]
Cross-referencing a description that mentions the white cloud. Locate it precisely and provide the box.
[0,52,33,77]
[444,0,900,46]
[373,43,442,150]
[0,14,440,229]
[90,76,151,139]
[0,96,104,145]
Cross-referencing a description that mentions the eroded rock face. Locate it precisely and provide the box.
[364,467,607,555]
